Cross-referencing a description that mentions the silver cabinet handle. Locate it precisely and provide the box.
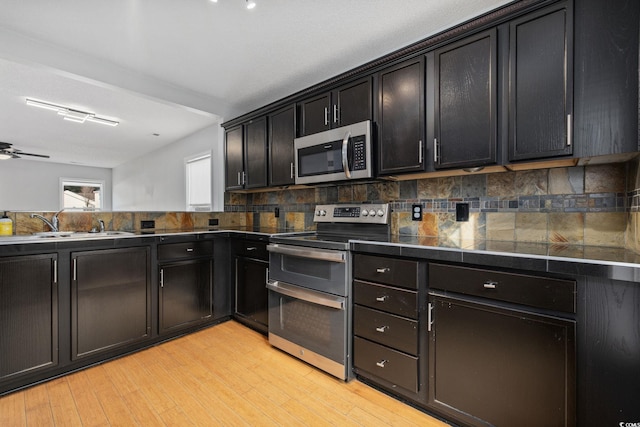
[73,258,77,281]
[375,326,388,333]
[324,107,329,126]
[433,138,439,163]
[53,259,58,284]
[342,130,351,179]
[483,281,498,289]
[246,247,257,251]
[186,248,194,252]
[375,296,388,302]
[160,269,164,288]
[290,162,294,179]
[241,171,246,185]
[567,114,572,146]
[428,302,434,332]
[376,360,388,368]
[376,267,390,273]
[237,171,241,186]
[418,140,423,163]
[333,104,338,124]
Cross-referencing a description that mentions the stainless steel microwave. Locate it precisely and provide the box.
[294,120,373,185]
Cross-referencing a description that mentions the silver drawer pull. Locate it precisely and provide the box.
[246,247,257,251]
[376,267,390,273]
[186,248,194,252]
[375,296,388,302]
[483,281,498,289]
[375,326,388,333]
[376,360,388,368]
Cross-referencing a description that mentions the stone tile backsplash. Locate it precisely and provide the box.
[5,160,639,252]
[230,161,636,249]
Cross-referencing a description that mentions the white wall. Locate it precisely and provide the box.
[113,123,224,211]
[0,160,112,211]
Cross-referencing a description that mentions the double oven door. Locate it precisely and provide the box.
[266,243,352,380]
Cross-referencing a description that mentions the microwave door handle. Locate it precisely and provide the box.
[342,131,352,179]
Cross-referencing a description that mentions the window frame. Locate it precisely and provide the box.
[60,178,105,211]
[185,151,212,212]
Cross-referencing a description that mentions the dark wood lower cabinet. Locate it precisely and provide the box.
[159,259,212,333]
[71,247,151,359]
[0,254,58,380]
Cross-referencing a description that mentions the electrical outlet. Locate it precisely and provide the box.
[141,220,155,229]
[274,207,280,218]
[208,218,219,226]
[456,203,469,222]
[411,204,422,221]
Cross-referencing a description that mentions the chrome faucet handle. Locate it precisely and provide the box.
[51,208,64,231]
[99,219,105,232]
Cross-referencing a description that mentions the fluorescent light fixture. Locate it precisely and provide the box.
[25,98,119,127]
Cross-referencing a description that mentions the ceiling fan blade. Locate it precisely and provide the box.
[0,142,12,150]
[16,151,50,158]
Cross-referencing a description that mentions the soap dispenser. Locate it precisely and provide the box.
[0,211,13,236]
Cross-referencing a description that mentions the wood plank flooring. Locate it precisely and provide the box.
[0,320,448,426]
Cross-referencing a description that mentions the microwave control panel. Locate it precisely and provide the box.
[352,135,366,171]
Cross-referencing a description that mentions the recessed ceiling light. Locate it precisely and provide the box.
[246,0,256,9]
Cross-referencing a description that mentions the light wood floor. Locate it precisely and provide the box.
[0,320,447,426]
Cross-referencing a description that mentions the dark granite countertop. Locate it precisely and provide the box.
[351,236,640,282]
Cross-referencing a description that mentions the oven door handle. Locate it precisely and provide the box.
[267,244,346,263]
[267,280,345,310]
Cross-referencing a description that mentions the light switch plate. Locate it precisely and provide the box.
[456,203,469,222]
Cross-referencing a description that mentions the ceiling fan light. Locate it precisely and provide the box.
[0,152,12,160]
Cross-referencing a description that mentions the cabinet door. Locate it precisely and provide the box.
[225,126,244,190]
[0,254,57,380]
[160,259,212,333]
[509,5,573,161]
[377,57,425,175]
[72,247,150,359]
[335,77,372,127]
[429,295,575,427]
[299,92,332,136]
[235,257,268,332]
[244,117,268,188]
[435,29,497,169]
[268,105,296,186]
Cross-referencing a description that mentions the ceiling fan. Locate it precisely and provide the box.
[0,142,50,160]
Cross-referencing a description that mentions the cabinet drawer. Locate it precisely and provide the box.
[354,336,418,393]
[354,254,419,289]
[354,305,418,355]
[429,263,576,313]
[234,240,268,260]
[158,241,213,261]
[354,280,418,318]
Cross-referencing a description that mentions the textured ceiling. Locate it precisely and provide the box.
[0,0,510,168]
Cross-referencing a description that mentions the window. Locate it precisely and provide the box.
[186,152,212,211]
[61,179,104,210]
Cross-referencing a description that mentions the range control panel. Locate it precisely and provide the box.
[314,204,390,224]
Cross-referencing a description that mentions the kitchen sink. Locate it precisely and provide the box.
[33,231,135,238]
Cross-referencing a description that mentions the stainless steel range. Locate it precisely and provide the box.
[267,203,390,380]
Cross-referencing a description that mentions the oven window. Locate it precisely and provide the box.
[298,140,343,177]
[282,298,332,346]
[282,256,332,280]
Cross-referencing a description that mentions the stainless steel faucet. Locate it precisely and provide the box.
[99,219,105,232]
[30,209,64,232]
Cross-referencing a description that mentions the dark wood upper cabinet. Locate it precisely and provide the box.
[224,126,244,191]
[508,3,573,162]
[434,29,497,169]
[244,117,268,189]
[299,76,372,136]
[224,118,268,191]
[377,57,425,175]
[268,104,296,186]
